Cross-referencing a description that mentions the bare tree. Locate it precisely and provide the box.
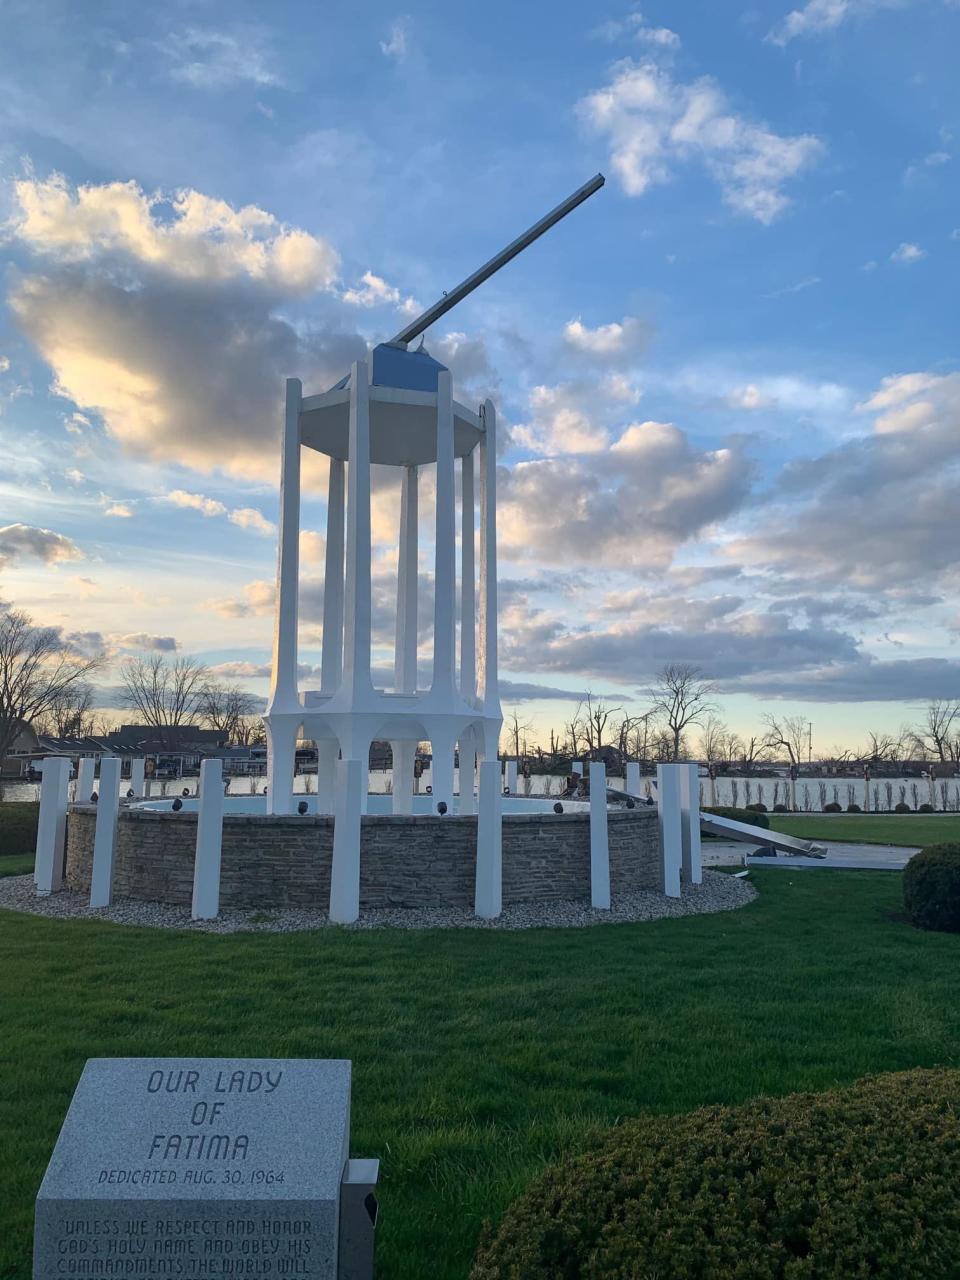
[119,654,208,745]
[911,699,960,764]
[502,708,534,759]
[0,607,106,787]
[580,693,622,759]
[698,714,729,763]
[762,713,809,766]
[199,681,258,744]
[651,664,717,761]
[33,681,98,738]
[565,710,585,760]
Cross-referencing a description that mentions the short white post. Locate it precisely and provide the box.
[390,740,416,815]
[474,760,502,918]
[35,757,71,895]
[89,758,122,907]
[266,720,297,816]
[129,757,145,799]
[679,762,703,885]
[191,759,224,921]
[625,761,641,796]
[430,733,456,813]
[458,737,476,815]
[572,761,584,776]
[589,761,611,909]
[316,740,338,814]
[657,764,682,898]
[76,756,96,804]
[504,758,518,794]
[330,759,363,923]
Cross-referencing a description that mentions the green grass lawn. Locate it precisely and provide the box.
[1,870,959,1279]
[767,813,960,846]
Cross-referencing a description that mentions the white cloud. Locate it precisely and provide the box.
[767,0,908,44]
[206,580,276,618]
[593,13,681,47]
[0,356,9,373]
[380,18,410,60]
[111,632,178,652]
[0,523,84,568]
[165,490,228,518]
[164,490,275,535]
[512,384,610,455]
[578,59,822,223]
[103,502,133,518]
[160,27,282,89]
[726,383,777,410]
[228,507,276,536]
[564,315,646,356]
[342,270,419,314]
[890,241,926,263]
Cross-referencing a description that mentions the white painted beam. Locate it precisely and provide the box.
[89,757,121,908]
[589,761,611,909]
[35,757,71,895]
[657,764,682,898]
[330,758,363,923]
[192,759,224,920]
[474,760,502,918]
[321,458,346,694]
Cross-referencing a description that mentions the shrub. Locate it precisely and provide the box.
[822,801,842,812]
[745,801,768,813]
[918,803,935,813]
[895,801,912,813]
[702,806,770,830]
[903,843,960,934]
[846,803,862,813]
[773,803,790,812]
[471,1069,960,1280]
[0,801,39,858]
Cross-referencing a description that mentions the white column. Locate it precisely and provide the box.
[679,762,703,885]
[709,773,718,808]
[395,465,418,694]
[430,729,456,812]
[316,740,338,813]
[474,760,502,919]
[89,757,121,908]
[589,761,611,909]
[460,448,476,701]
[657,764,682,898]
[35,757,71,895]
[192,759,224,920]
[330,758,363,923]
[458,733,476,815]
[267,378,302,712]
[342,362,372,694]
[129,757,145,800]
[477,399,498,712]
[321,458,346,694]
[432,370,456,695]
[572,761,584,777]
[76,756,96,804]
[390,740,416,815]
[504,758,518,794]
[266,718,297,816]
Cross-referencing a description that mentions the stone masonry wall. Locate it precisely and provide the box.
[65,806,661,911]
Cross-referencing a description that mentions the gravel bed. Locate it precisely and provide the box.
[0,871,755,934]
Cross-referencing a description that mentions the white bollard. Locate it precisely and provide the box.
[191,759,224,920]
[589,761,611,909]
[458,741,476,816]
[656,764,682,898]
[129,757,145,799]
[35,757,71,895]
[679,762,703,885]
[76,756,96,804]
[89,758,122,907]
[389,741,415,815]
[316,741,339,814]
[572,761,584,776]
[504,758,518,794]
[625,761,641,797]
[330,759,363,923]
[474,760,502,918]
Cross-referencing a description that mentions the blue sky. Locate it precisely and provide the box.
[0,0,958,752]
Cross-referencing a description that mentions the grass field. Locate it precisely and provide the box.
[2,870,959,1279]
[768,814,960,846]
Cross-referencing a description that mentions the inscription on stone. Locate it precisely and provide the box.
[34,1058,352,1280]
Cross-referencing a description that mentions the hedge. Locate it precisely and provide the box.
[903,842,960,933]
[0,801,39,858]
[702,806,770,829]
[471,1068,960,1279]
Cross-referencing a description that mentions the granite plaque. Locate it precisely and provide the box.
[34,1058,352,1280]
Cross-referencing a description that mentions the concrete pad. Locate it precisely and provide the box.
[704,840,919,872]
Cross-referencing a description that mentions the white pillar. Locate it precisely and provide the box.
[330,758,363,923]
[460,448,476,701]
[474,760,502,918]
[267,378,302,711]
[477,399,499,713]
[266,719,297,816]
[572,761,584,776]
[504,758,518,794]
[430,730,456,812]
[35,757,71,895]
[89,757,121,908]
[395,465,418,694]
[625,761,641,796]
[192,759,224,920]
[657,764,682,898]
[432,370,456,695]
[589,761,611,909]
[129,757,145,799]
[316,740,338,813]
[343,362,372,694]
[390,740,416,815]
[321,458,346,694]
[458,733,476,815]
[679,762,703,885]
[76,756,96,803]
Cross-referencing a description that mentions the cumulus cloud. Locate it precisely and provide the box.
[103,502,133,518]
[111,632,178,652]
[890,241,926,263]
[206,580,276,618]
[768,0,911,44]
[342,269,419,314]
[380,17,410,60]
[229,507,276,536]
[593,12,681,47]
[564,315,648,357]
[512,384,610,455]
[0,523,83,568]
[578,58,822,222]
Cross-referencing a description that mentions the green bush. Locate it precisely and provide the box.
[895,802,912,813]
[903,842,960,933]
[823,801,842,812]
[745,801,768,813]
[471,1069,960,1280]
[773,803,790,812]
[846,803,862,813]
[0,801,39,858]
[918,803,935,813]
[702,806,770,829]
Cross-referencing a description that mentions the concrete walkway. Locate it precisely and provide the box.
[703,841,919,871]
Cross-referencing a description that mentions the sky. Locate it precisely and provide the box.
[0,0,958,754]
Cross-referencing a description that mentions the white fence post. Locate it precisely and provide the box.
[625,761,641,796]
[572,761,584,776]
[589,761,610,909]
[129,757,145,799]
[657,764,682,898]
[330,759,363,923]
[76,756,96,803]
[191,759,224,920]
[679,762,703,885]
[89,758,121,907]
[504,758,518,794]
[35,757,71,895]
[474,760,502,918]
